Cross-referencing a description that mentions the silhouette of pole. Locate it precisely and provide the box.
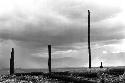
[10,48,14,75]
[100,62,103,68]
[48,45,51,73]
[88,10,91,68]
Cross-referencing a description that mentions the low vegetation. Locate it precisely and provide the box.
[0,67,125,83]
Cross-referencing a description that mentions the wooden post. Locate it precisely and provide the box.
[48,45,51,73]
[88,10,91,68]
[10,48,14,75]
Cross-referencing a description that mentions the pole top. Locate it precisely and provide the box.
[88,10,90,14]
[12,48,14,51]
[48,45,51,48]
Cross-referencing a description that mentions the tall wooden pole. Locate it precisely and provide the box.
[10,48,14,75]
[88,10,91,68]
[48,45,51,73]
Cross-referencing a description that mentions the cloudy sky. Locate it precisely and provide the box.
[0,0,125,69]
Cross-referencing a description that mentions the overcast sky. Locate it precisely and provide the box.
[0,0,125,69]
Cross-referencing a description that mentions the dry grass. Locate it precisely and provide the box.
[0,67,125,83]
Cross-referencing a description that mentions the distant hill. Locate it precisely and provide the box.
[0,66,125,75]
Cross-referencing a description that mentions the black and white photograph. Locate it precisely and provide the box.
[0,0,125,82]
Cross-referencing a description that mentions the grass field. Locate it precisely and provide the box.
[0,67,125,83]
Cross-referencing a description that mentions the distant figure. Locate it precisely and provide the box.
[100,62,103,68]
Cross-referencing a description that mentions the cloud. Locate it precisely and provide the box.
[54,0,121,22]
[0,0,123,44]
[0,0,125,68]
